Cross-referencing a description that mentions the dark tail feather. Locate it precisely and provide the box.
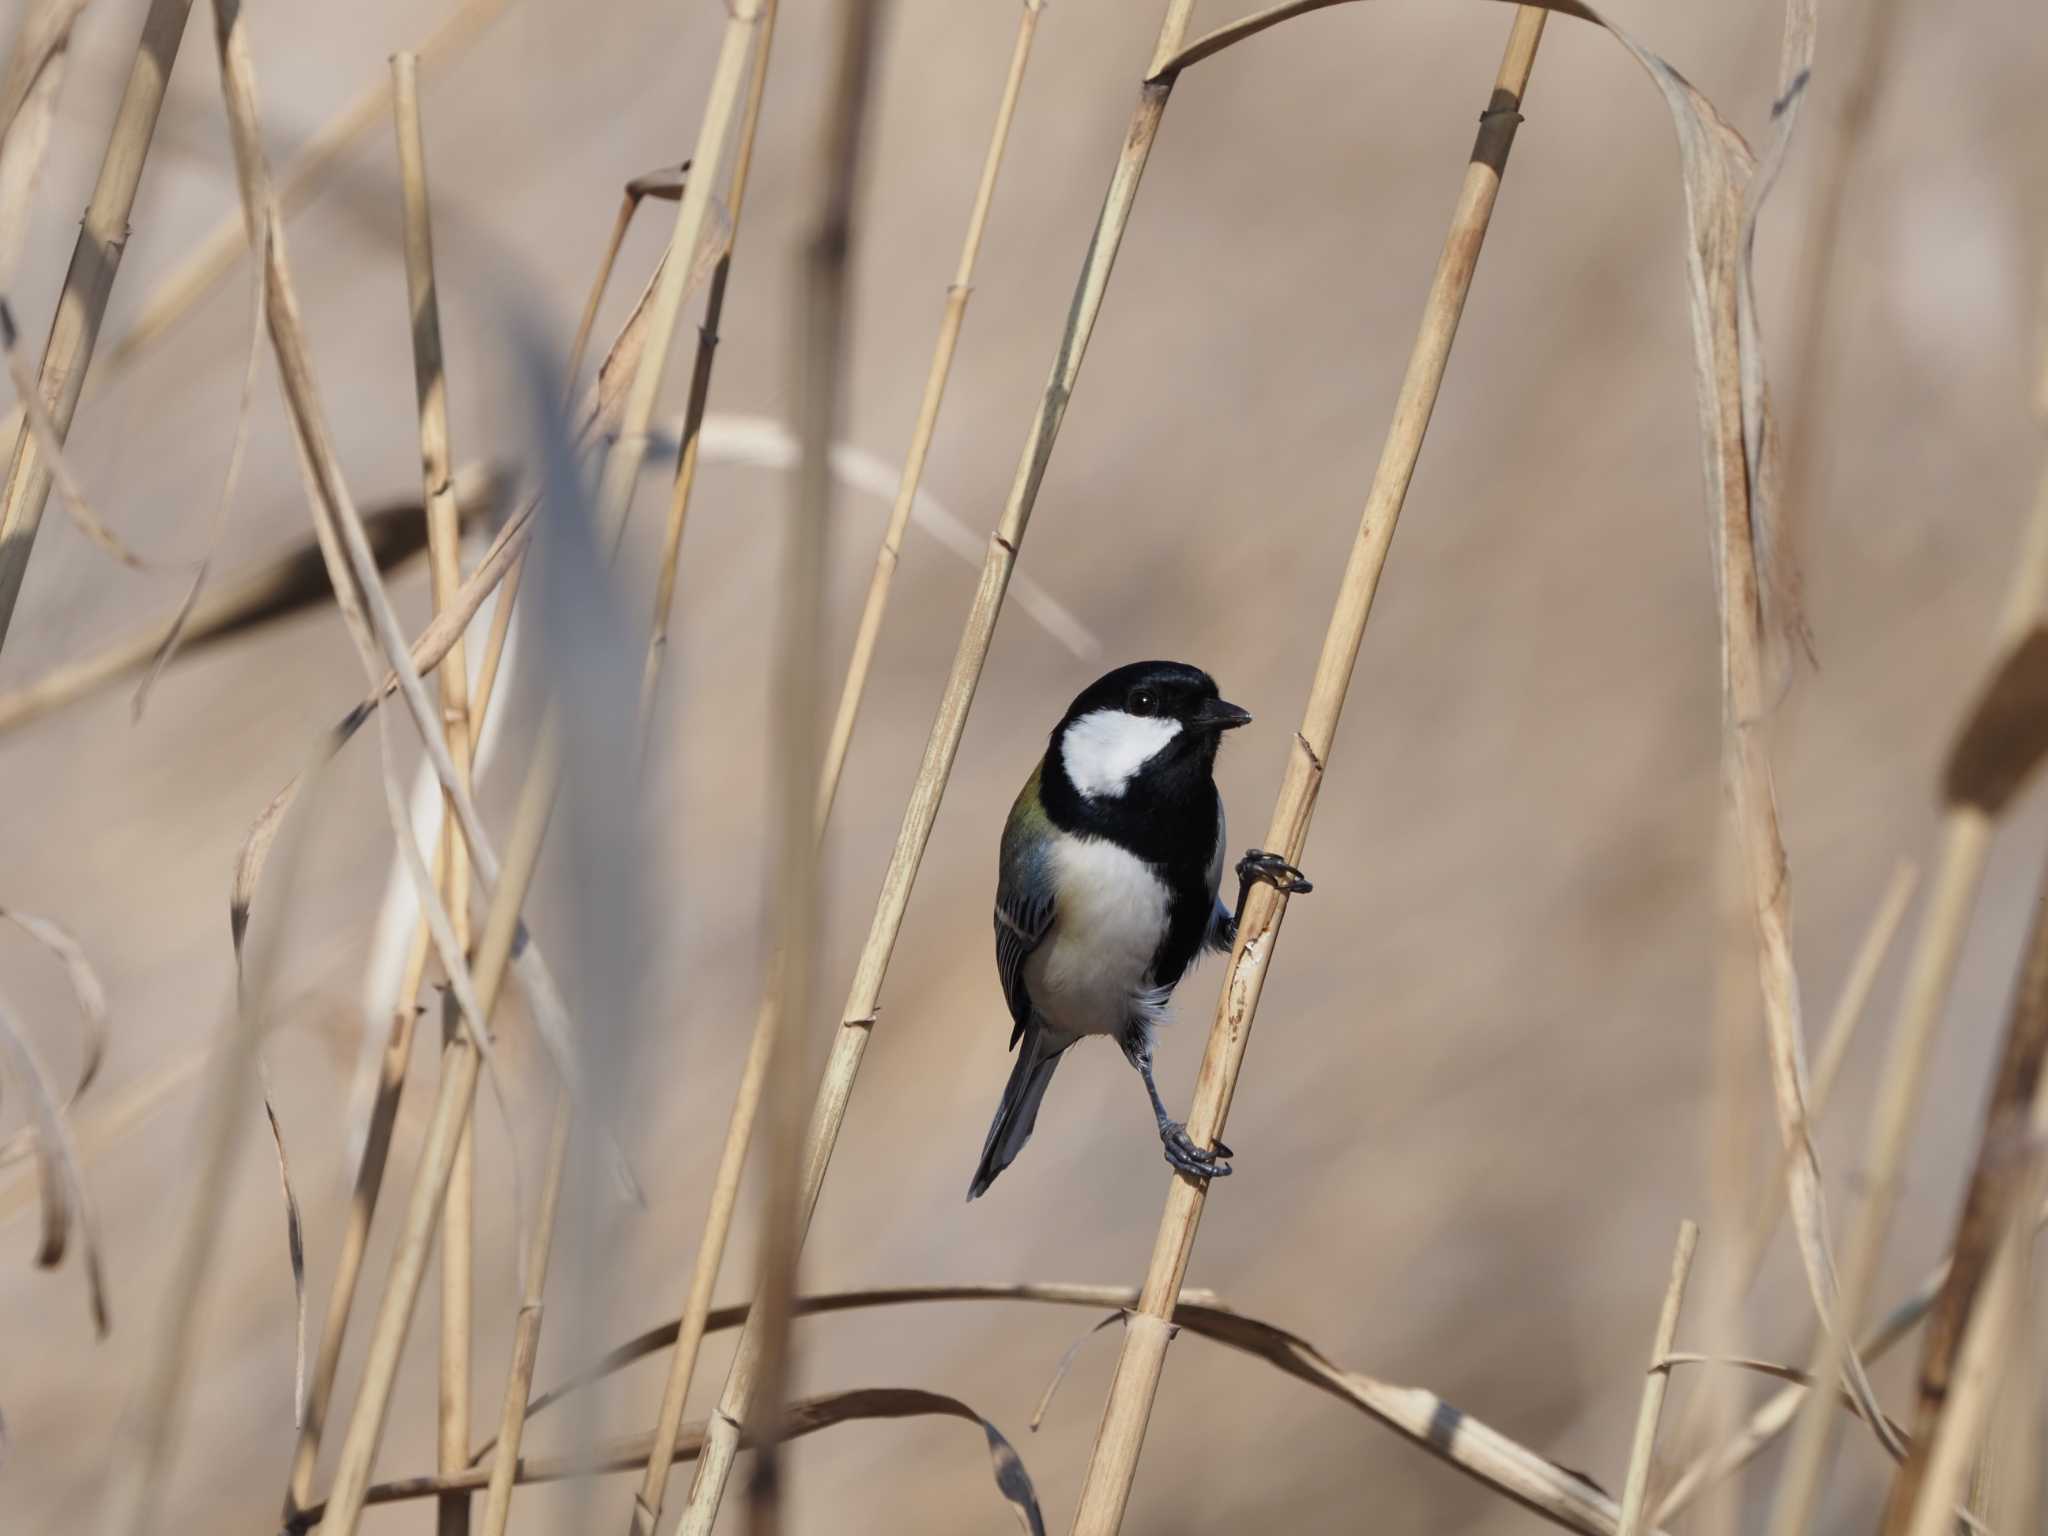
[968,1037,1063,1200]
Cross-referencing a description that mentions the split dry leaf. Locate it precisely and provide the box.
[261,1090,307,1426]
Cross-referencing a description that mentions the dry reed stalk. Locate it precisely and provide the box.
[476,1089,570,1536]
[1068,14,1546,1530]
[1617,1221,1699,1536]
[809,0,1041,824]
[319,748,555,1536]
[673,3,1206,1527]
[1766,280,2048,1536]
[391,51,479,1536]
[637,0,777,737]
[744,4,883,1529]
[0,0,194,652]
[625,4,1049,1525]
[1881,844,2048,1531]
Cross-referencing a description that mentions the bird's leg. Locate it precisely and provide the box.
[1232,848,1313,931]
[1122,1032,1232,1180]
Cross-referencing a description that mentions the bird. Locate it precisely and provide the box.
[968,659,1310,1200]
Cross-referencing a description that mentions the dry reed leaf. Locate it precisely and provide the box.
[1655,1355,1909,1446]
[0,301,172,573]
[0,906,108,1169]
[516,1283,1628,1536]
[0,985,107,1334]
[624,160,690,201]
[261,1089,307,1426]
[289,1387,1045,1535]
[1943,625,2048,815]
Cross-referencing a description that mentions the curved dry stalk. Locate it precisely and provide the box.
[0,985,106,1334]
[0,0,195,653]
[0,0,90,258]
[390,51,478,1536]
[674,2,1202,1528]
[1070,15,1547,1530]
[513,1282,1639,1536]
[0,906,109,1169]
[291,1387,1046,1536]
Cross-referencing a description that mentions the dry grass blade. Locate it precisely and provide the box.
[1070,15,1546,1529]
[260,1092,307,1425]
[291,1388,1046,1536]
[674,0,1201,1525]
[812,0,1044,827]
[525,1283,1637,1536]
[1617,1223,1699,1536]
[0,0,195,652]
[1944,623,2048,816]
[0,906,108,1168]
[0,984,106,1333]
[0,468,507,739]
[1656,1356,1910,1443]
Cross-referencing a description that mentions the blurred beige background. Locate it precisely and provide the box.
[2,0,2046,1531]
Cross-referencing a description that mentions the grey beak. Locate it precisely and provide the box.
[1194,697,1253,731]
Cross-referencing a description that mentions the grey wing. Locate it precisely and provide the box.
[995,840,1057,1050]
[1205,787,1234,953]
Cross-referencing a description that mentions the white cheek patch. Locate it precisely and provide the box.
[1060,709,1182,800]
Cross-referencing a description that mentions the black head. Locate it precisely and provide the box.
[1040,662,1248,850]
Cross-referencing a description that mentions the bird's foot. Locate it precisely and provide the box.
[1160,1121,1233,1180]
[1235,849,1312,898]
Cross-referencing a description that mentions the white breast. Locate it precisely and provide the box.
[1060,709,1181,800]
[1024,831,1170,1042]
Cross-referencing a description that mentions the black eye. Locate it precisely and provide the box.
[1128,687,1159,716]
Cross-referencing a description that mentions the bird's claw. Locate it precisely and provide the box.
[1160,1121,1232,1180]
[1235,849,1312,897]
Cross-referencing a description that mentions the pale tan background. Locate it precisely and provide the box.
[2,0,2046,1531]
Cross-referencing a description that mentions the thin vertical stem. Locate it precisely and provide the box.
[811,0,1044,828]
[0,0,196,652]
[638,0,780,742]
[675,4,1202,1531]
[391,51,477,1536]
[1617,1221,1700,1536]
[1069,13,1546,1531]
[626,7,1043,1528]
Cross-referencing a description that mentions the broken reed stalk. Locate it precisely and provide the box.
[476,1090,571,1536]
[1068,13,1546,1531]
[673,2,1205,1528]
[1617,1221,1699,1536]
[0,0,195,654]
[320,749,556,1536]
[637,0,778,739]
[811,0,1044,826]
[626,7,1044,1526]
[1766,277,2048,1536]
[745,3,883,1528]
[391,51,478,1536]
[1881,841,2048,1532]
